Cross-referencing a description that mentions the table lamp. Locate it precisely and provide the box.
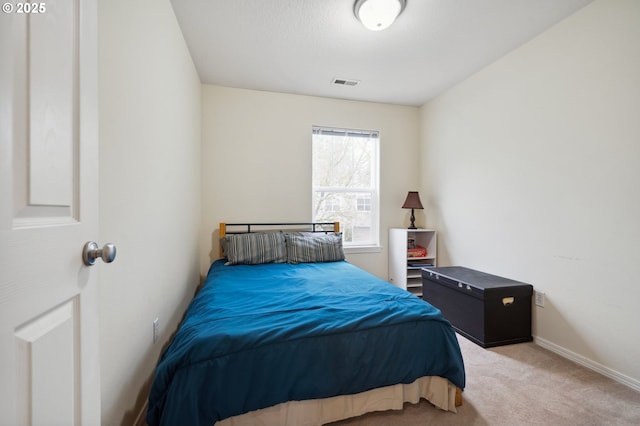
[401,191,423,229]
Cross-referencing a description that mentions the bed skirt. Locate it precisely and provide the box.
[217,376,458,426]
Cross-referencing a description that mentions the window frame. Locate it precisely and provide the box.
[311,126,381,252]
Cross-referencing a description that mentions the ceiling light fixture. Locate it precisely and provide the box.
[354,0,406,31]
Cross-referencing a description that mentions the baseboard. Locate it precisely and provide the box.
[133,400,148,426]
[134,337,637,425]
[534,336,640,392]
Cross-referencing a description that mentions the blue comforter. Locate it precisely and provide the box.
[147,260,465,426]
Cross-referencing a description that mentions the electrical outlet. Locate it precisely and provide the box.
[153,318,159,343]
[534,291,545,308]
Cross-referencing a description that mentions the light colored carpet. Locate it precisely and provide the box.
[330,334,640,425]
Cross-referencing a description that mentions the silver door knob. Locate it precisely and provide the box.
[82,242,117,266]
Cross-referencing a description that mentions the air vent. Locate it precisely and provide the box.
[332,78,360,87]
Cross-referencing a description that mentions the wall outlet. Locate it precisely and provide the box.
[534,291,545,308]
[153,318,159,343]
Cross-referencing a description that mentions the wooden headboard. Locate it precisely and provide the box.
[219,222,340,256]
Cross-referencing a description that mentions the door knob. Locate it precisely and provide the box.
[82,242,117,266]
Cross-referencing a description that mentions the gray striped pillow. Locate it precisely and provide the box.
[285,233,345,264]
[223,232,286,265]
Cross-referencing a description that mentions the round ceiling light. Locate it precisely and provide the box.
[354,0,407,31]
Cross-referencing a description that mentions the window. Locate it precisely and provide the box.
[356,196,371,212]
[312,126,379,248]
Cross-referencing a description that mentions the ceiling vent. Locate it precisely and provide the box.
[332,78,360,87]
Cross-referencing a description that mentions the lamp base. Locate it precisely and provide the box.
[408,208,417,229]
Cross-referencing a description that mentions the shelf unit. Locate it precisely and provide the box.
[388,228,437,297]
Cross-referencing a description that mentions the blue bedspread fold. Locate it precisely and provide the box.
[147,260,465,426]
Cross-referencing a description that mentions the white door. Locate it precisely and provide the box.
[0,0,101,424]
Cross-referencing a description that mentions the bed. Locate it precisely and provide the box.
[147,223,465,426]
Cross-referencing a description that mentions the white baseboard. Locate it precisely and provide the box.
[534,336,640,393]
[133,400,148,426]
[133,337,638,426]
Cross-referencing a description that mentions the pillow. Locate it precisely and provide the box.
[222,231,286,265]
[285,232,345,264]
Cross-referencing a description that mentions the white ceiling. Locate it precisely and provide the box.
[171,0,593,107]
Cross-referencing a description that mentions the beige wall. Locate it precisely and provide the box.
[200,85,420,278]
[419,0,640,389]
[98,0,201,424]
